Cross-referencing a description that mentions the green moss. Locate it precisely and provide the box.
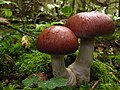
[16,51,51,74]
[90,60,120,90]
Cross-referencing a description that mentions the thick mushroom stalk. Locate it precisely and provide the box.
[36,26,78,86]
[52,55,76,86]
[65,11,116,86]
[68,38,94,84]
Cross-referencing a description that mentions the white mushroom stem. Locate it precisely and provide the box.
[68,38,95,85]
[51,55,76,86]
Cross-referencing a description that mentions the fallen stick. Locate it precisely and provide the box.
[1,24,37,38]
[90,80,100,90]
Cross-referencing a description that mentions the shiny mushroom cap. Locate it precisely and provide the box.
[65,11,116,38]
[36,26,78,55]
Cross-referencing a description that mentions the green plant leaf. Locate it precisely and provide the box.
[38,77,67,89]
[22,78,34,87]
[45,81,57,89]
[38,81,47,89]
[31,75,40,82]
[3,1,11,4]
[50,77,67,87]
[0,0,4,4]
[4,9,13,17]
[0,0,12,4]
[61,6,73,17]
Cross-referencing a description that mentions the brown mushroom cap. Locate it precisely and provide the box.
[65,11,116,38]
[36,26,78,55]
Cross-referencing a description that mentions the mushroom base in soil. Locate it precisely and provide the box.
[36,26,78,86]
[65,11,116,85]
[68,38,95,85]
[51,55,76,86]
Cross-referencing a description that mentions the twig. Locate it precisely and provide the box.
[90,80,100,90]
[115,40,120,46]
[1,24,37,38]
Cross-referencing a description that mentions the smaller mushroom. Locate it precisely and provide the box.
[65,11,116,85]
[36,26,78,86]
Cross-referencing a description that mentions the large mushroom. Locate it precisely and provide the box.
[36,26,78,86]
[65,11,116,85]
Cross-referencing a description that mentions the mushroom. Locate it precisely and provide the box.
[65,11,116,85]
[36,26,78,86]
